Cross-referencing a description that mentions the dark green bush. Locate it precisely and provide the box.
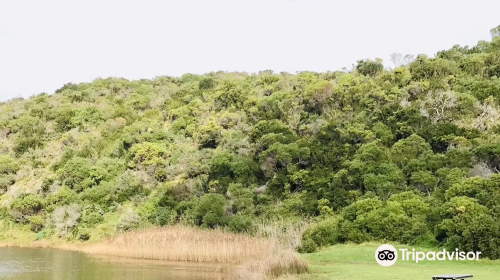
[77,228,91,241]
[199,77,215,90]
[79,182,113,208]
[54,106,77,132]
[192,194,227,228]
[228,215,252,233]
[80,204,105,227]
[46,186,77,211]
[13,137,44,156]
[155,207,173,226]
[61,157,104,192]
[299,218,341,253]
[0,175,15,193]
[10,194,45,223]
[356,58,384,77]
[111,172,148,203]
[28,215,45,232]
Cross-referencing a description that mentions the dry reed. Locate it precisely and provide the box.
[219,251,308,280]
[81,225,308,280]
[254,218,310,251]
[82,225,278,263]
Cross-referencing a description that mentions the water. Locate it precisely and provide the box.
[0,247,219,280]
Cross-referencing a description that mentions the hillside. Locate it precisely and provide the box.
[1,26,500,258]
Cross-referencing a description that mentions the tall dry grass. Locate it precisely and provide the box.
[219,251,308,280]
[81,225,308,280]
[82,225,276,263]
[254,218,310,251]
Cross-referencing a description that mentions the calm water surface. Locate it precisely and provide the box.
[0,247,218,280]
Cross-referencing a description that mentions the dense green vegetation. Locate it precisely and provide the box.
[1,26,500,258]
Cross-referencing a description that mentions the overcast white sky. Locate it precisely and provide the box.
[1,0,499,101]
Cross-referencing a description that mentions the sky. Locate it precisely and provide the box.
[1,0,499,102]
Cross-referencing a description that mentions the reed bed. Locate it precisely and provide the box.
[81,225,308,280]
[82,225,278,263]
[219,251,308,280]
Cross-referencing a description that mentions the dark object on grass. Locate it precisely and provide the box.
[432,275,473,280]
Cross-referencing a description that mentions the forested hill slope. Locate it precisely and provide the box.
[1,27,500,258]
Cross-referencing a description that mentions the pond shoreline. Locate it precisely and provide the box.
[0,240,227,272]
[0,239,84,250]
[0,246,219,280]
[0,226,308,280]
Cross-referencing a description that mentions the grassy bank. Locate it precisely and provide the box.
[301,243,500,280]
[0,227,84,250]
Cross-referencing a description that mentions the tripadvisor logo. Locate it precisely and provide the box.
[375,244,398,266]
[375,244,482,267]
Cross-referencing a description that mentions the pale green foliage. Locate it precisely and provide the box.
[52,204,81,237]
[491,25,500,38]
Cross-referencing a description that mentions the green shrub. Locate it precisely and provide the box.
[10,194,45,223]
[199,77,215,90]
[356,58,384,77]
[0,175,15,193]
[28,215,45,232]
[46,186,77,211]
[298,238,319,253]
[71,108,105,127]
[77,227,91,241]
[10,115,46,155]
[61,157,104,192]
[111,171,148,203]
[154,168,167,182]
[80,204,105,227]
[342,198,383,221]
[79,182,113,208]
[96,158,126,181]
[299,218,341,253]
[338,220,369,244]
[437,196,500,259]
[127,142,169,169]
[0,155,19,174]
[13,137,44,156]
[228,183,254,215]
[117,209,142,232]
[127,88,153,110]
[155,207,173,226]
[228,215,252,233]
[54,106,77,132]
[192,194,227,228]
